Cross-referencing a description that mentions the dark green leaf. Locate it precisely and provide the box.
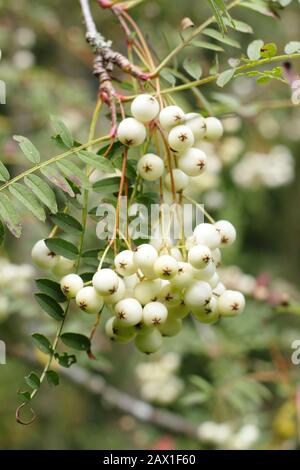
[0,160,10,182]
[9,183,46,221]
[46,370,59,386]
[13,135,40,164]
[25,372,40,389]
[51,212,82,234]
[35,293,65,321]
[24,175,58,213]
[77,151,115,173]
[35,278,66,302]
[18,390,31,402]
[93,176,121,195]
[45,237,78,260]
[50,116,73,148]
[0,193,22,237]
[32,333,53,355]
[61,332,91,351]
[202,27,241,48]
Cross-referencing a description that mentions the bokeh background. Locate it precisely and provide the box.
[0,0,300,450]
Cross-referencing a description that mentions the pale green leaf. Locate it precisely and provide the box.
[40,166,75,197]
[13,135,40,163]
[24,174,58,213]
[0,160,10,182]
[56,160,90,189]
[77,151,115,173]
[9,182,46,221]
[50,116,73,148]
[247,39,264,60]
[0,193,22,237]
[285,41,300,54]
[202,27,241,48]
[216,68,236,87]
[191,40,224,52]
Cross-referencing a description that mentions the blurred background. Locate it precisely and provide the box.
[0,0,300,450]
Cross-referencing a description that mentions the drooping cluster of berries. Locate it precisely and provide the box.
[117,94,224,188]
[31,218,245,354]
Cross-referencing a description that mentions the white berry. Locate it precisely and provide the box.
[165,169,189,192]
[105,317,135,343]
[192,297,219,324]
[178,148,207,176]
[92,269,119,296]
[154,255,178,280]
[134,244,158,272]
[184,113,206,140]
[114,250,137,276]
[188,245,212,269]
[143,301,168,326]
[134,279,162,305]
[137,154,164,181]
[213,282,226,298]
[31,239,58,270]
[114,298,143,326]
[60,274,83,299]
[76,286,104,314]
[159,316,182,337]
[131,94,160,123]
[192,261,216,281]
[215,220,236,247]
[205,117,223,141]
[184,281,212,308]
[170,262,193,289]
[168,125,194,152]
[117,117,146,147]
[159,283,181,306]
[104,277,126,305]
[52,256,75,276]
[159,105,185,130]
[193,223,221,250]
[218,290,245,317]
[135,328,163,354]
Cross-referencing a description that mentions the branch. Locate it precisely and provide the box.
[79,0,112,50]
[11,346,199,439]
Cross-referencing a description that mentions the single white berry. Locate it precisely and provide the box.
[193,223,221,250]
[184,280,212,308]
[205,117,223,141]
[192,261,216,281]
[60,274,83,299]
[178,148,207,177]
[159,283,181,306]
[134,279,162,305]
[218,290,245,317]
[135,328,163,354]
[215,220,236,247]
[159,105,185,130]
[154,255,178,280]
[143,301,168,326]
[117,117,146,147]
[170,262,193,289]
[165,169,189,192]
[192,297,219,324]
[114,298,143,326]
[76,286,104,314]
[52,256,75,276]
[131,94,160,123]
[114,250,137,276]
[184,113,206,140]
[104,277,126,305]
[137,154,164,181]
[105,317,136,343]
[188,245,212,269]
[123,273,139,290]
[213,282,226,298]
[31,239,58,270]
[159,316,182,337]
[168,301,190,319]
[168,125,194,152]
[92,269,119,296]
[134,244,158,272]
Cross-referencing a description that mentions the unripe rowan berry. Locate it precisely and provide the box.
[131,94,160,123]
[184,113,206,140]
[114,298,143,326]
[134,279,162,305]
[31,239,58,270]
[168,125,194,152]
[114,250,137,276]
[154,255,178,279]
[135,328,163,354]
[178,147,207,176]
[134,244,158,272]
[60,273,83,299]
[168,301,190,319]
[137,154,164,181]
[218,290,245,316]
[188,244,212,269]
[92,269,119,296]
[205,117,223,141]
[170,262,193,289]
[76,286,104,314]
[215,220,236,247]
[159,105,185,130]
[52,256,75,276]
[192,297,219,324]
[184,280,212,308]
[142,301,168,326]
[117,117,146,147]
[159,317,182,337]
[192,261,216,281]
[159,283,181,307]
[193,223,221,250]
[104,277,126,305]
[165,169,189,192]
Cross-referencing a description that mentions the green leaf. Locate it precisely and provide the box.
[50,116,73,148]
[183,57,202,79]
[0,220,4,246]
[51,212,82,234]
[160,69,176,86]
[35,278,66,302]
[24,175,58,214]
[13,135,40,164]
[56,159,90,189]
[207,0,232,34]
[256,75,272,84]
[32,333,53,355]
[40,166,75,197]
[223,17,253,34]
[60,332,91,351]
[77,150,115,173]
[240,1,277,17]
[45,237,79,260]
[247,39,264,60]
[93,176,121,195]
[35,293,65,321]
[260,42,277,58]
[46,370,59,386]
[202,28,241,48]
[25,372,40,389]
[0,160,10,182]
[191,40,224,52]
[9,183,45,221]
[285,41,300,54]
[216,68,235,87]
[0,193,22,237]
[18,390,31,402]
[55,352,77,368]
